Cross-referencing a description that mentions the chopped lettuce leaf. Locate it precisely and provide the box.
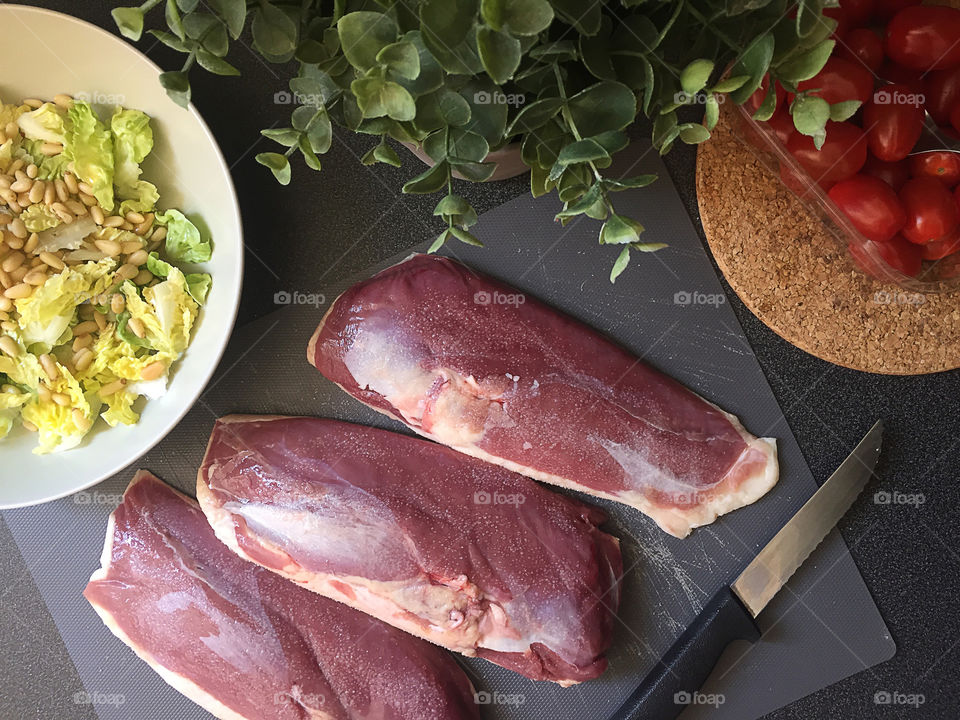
[145,251,171,278]
[20,204,61,233]
[14,260,116,350]
[118,181,159,215]
[101,389,139,426]
[155,209,211,263]
[121,269,198,355]
[65,102,114,212]
[0,386,29,440]
[111,108,157,214]
[0,101,27,131]
[185,273,212,304]
[116,310,152,349]
[37,215,97,253]
[16,102,67,144]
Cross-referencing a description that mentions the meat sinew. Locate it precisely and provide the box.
[84,470,480,720]
[307,254,778,538]
[196,415,622,686]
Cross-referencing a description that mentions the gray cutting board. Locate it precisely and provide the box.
[2,144,893,720]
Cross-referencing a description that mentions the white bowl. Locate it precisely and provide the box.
[0,5,243,507]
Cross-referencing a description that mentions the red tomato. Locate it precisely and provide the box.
[910,152,960,187]
[879,61,924,91]
[922,67,960,126]
[863,84,925,162]
[767,107,797,145]
[899,176,959,244]
[788,122,868,185]
[829,174,907,242]
[823,6,851,39]
[952,104,960,135]
[885,6,960,71]
[745,74,785,115]
[780,162,832,194]
[839,0,876,27]
[797,57,875,105]
[849,236,922,277]
[920,229,960,260]
[874,0,921,22]
[838,28,885,73]
[862,155,911,190]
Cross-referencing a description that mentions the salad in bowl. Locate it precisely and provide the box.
[0,94,211,454]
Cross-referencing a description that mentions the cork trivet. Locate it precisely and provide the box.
[696,107,960,375]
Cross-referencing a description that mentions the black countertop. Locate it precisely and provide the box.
[1,2,958,718]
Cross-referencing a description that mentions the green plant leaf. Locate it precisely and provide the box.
[530,163,553,197]
[211,0,246,39]
[252,2,298,56]
[176,0,199,12]
[599,213,644,244]
[610,245,630,282]
[482,0,554,35]
[159,71,191,107]
[429,228,453,253]
[752,81,778,121]
[431,128,490,163]
[459,80,509,145]
[711,75,750,93]
[550,0,602,35]
[183,11,217,39]
[298,136,322,171]
[112,7,145,41]
[306,110,332,153]
[149,29,189,52]
[403,160,449,193]
[396,31,444,95]
[556,138,610,166]
[374,138,401,166]
[555,182,602,219]
[420,0,483,74]
[166,0,185,40]
[790,94,830,140]
[338,11,398,71]
[678,123,710,144]
[601,174,657,191]
[261,128,300,147]
[454,160,497,181]
[449,226,483,246]
[256,152,291,185]
[704,94,720,130]
[505,97,562,135]
[777,39,834,83]
[351,77,416,121]
[729,34,775,104]
[477,27,521,85]
[829,99,860,122]
[435,193,472,216]
[416,88,472,132]
[680,59,714,95]
[567,82,636,135]
[197,49,240,76]
[377,41,420,80]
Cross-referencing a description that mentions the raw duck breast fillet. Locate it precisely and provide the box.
[307,253,779,538]
[84,471,480,720]
[197,415,623,686]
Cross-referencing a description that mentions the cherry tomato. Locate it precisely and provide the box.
[767,107,797,145]
[780,162,832,194]
[874,0,921,22]
[863,84,925,162]
[885,6,960,71]
[920,229,960,260]
[788,122,868,185]
[922,67,960,126]
[797,57,875,105]
[952,104,960,135]
[823,6,851,39]
[829,174,907,242]
[849,236,922,277]
[862,155,911,190]
[838,28,885,73]
[879,61,924,91]
[910,152,960,187]
[899,176,959,244]
[838,0,876,27]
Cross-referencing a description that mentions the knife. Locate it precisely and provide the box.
[617,419,884,720]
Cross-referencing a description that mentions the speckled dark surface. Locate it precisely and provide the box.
[1,2,959,718]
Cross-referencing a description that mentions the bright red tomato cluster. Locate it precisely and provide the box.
[752,2,960,279]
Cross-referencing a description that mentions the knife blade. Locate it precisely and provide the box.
[616,420,884,720]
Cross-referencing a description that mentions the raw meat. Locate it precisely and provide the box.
[84,470,480,720]
[197,415,622,686]
[307,254,779,538]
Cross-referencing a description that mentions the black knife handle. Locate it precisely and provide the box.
[617,586,761,719]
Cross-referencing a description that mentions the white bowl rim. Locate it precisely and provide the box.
[0,4,244,508]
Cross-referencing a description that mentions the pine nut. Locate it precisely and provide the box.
[54,180,67,203]
[78,193,97,206]
[43,183,56,205]
[125,211,145,224]
[79,303,95,319]
[22,420,37,432]
[99,378,126,397]
[0,320,15,333]
[72,320,99,336]
[38,251,65,271]
[9,158,24,174]
[63,172,79,194]
[24,232,39,254]
[0,296,11,312]
[0,131,6,144]
[41,142,64,156]
[6,236,23,250]
[0,335,19,356]
[126,249,148,266]
[53,94,73,109]
[90,206,105,225]
[4,283,32,299]
[121,240,143,254]
[23,269,47,285]
[134,269,153,285]
[66,199,86,215]
[121,221,134,231]
[103,215,124,228]
[73,333,94,350]
[134,217,153,235]
[9,177,32,193]
[39,353,59,380]
[16,192,30,208]
[0,269,10,290]
[116,263,138,281]
[25,164,38,179]
[151,226,166,242]
[9,218,27,239]
[22,98,42,109]
[94,239,121,256]
[127,316,146,338]
[2,252,24,273]
[0,212,11,224]
[110,293,125,314]
[10,265,27,283]
[74,348,94,372]
[94,311,107,332]
[77,182,94,195]
[52,392,71,406]
[73,408,92,431]
[140,361,166,381]
[28,181,44,204]
[37,384,52,402]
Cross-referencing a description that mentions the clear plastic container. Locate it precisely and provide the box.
[734,104,960,293]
